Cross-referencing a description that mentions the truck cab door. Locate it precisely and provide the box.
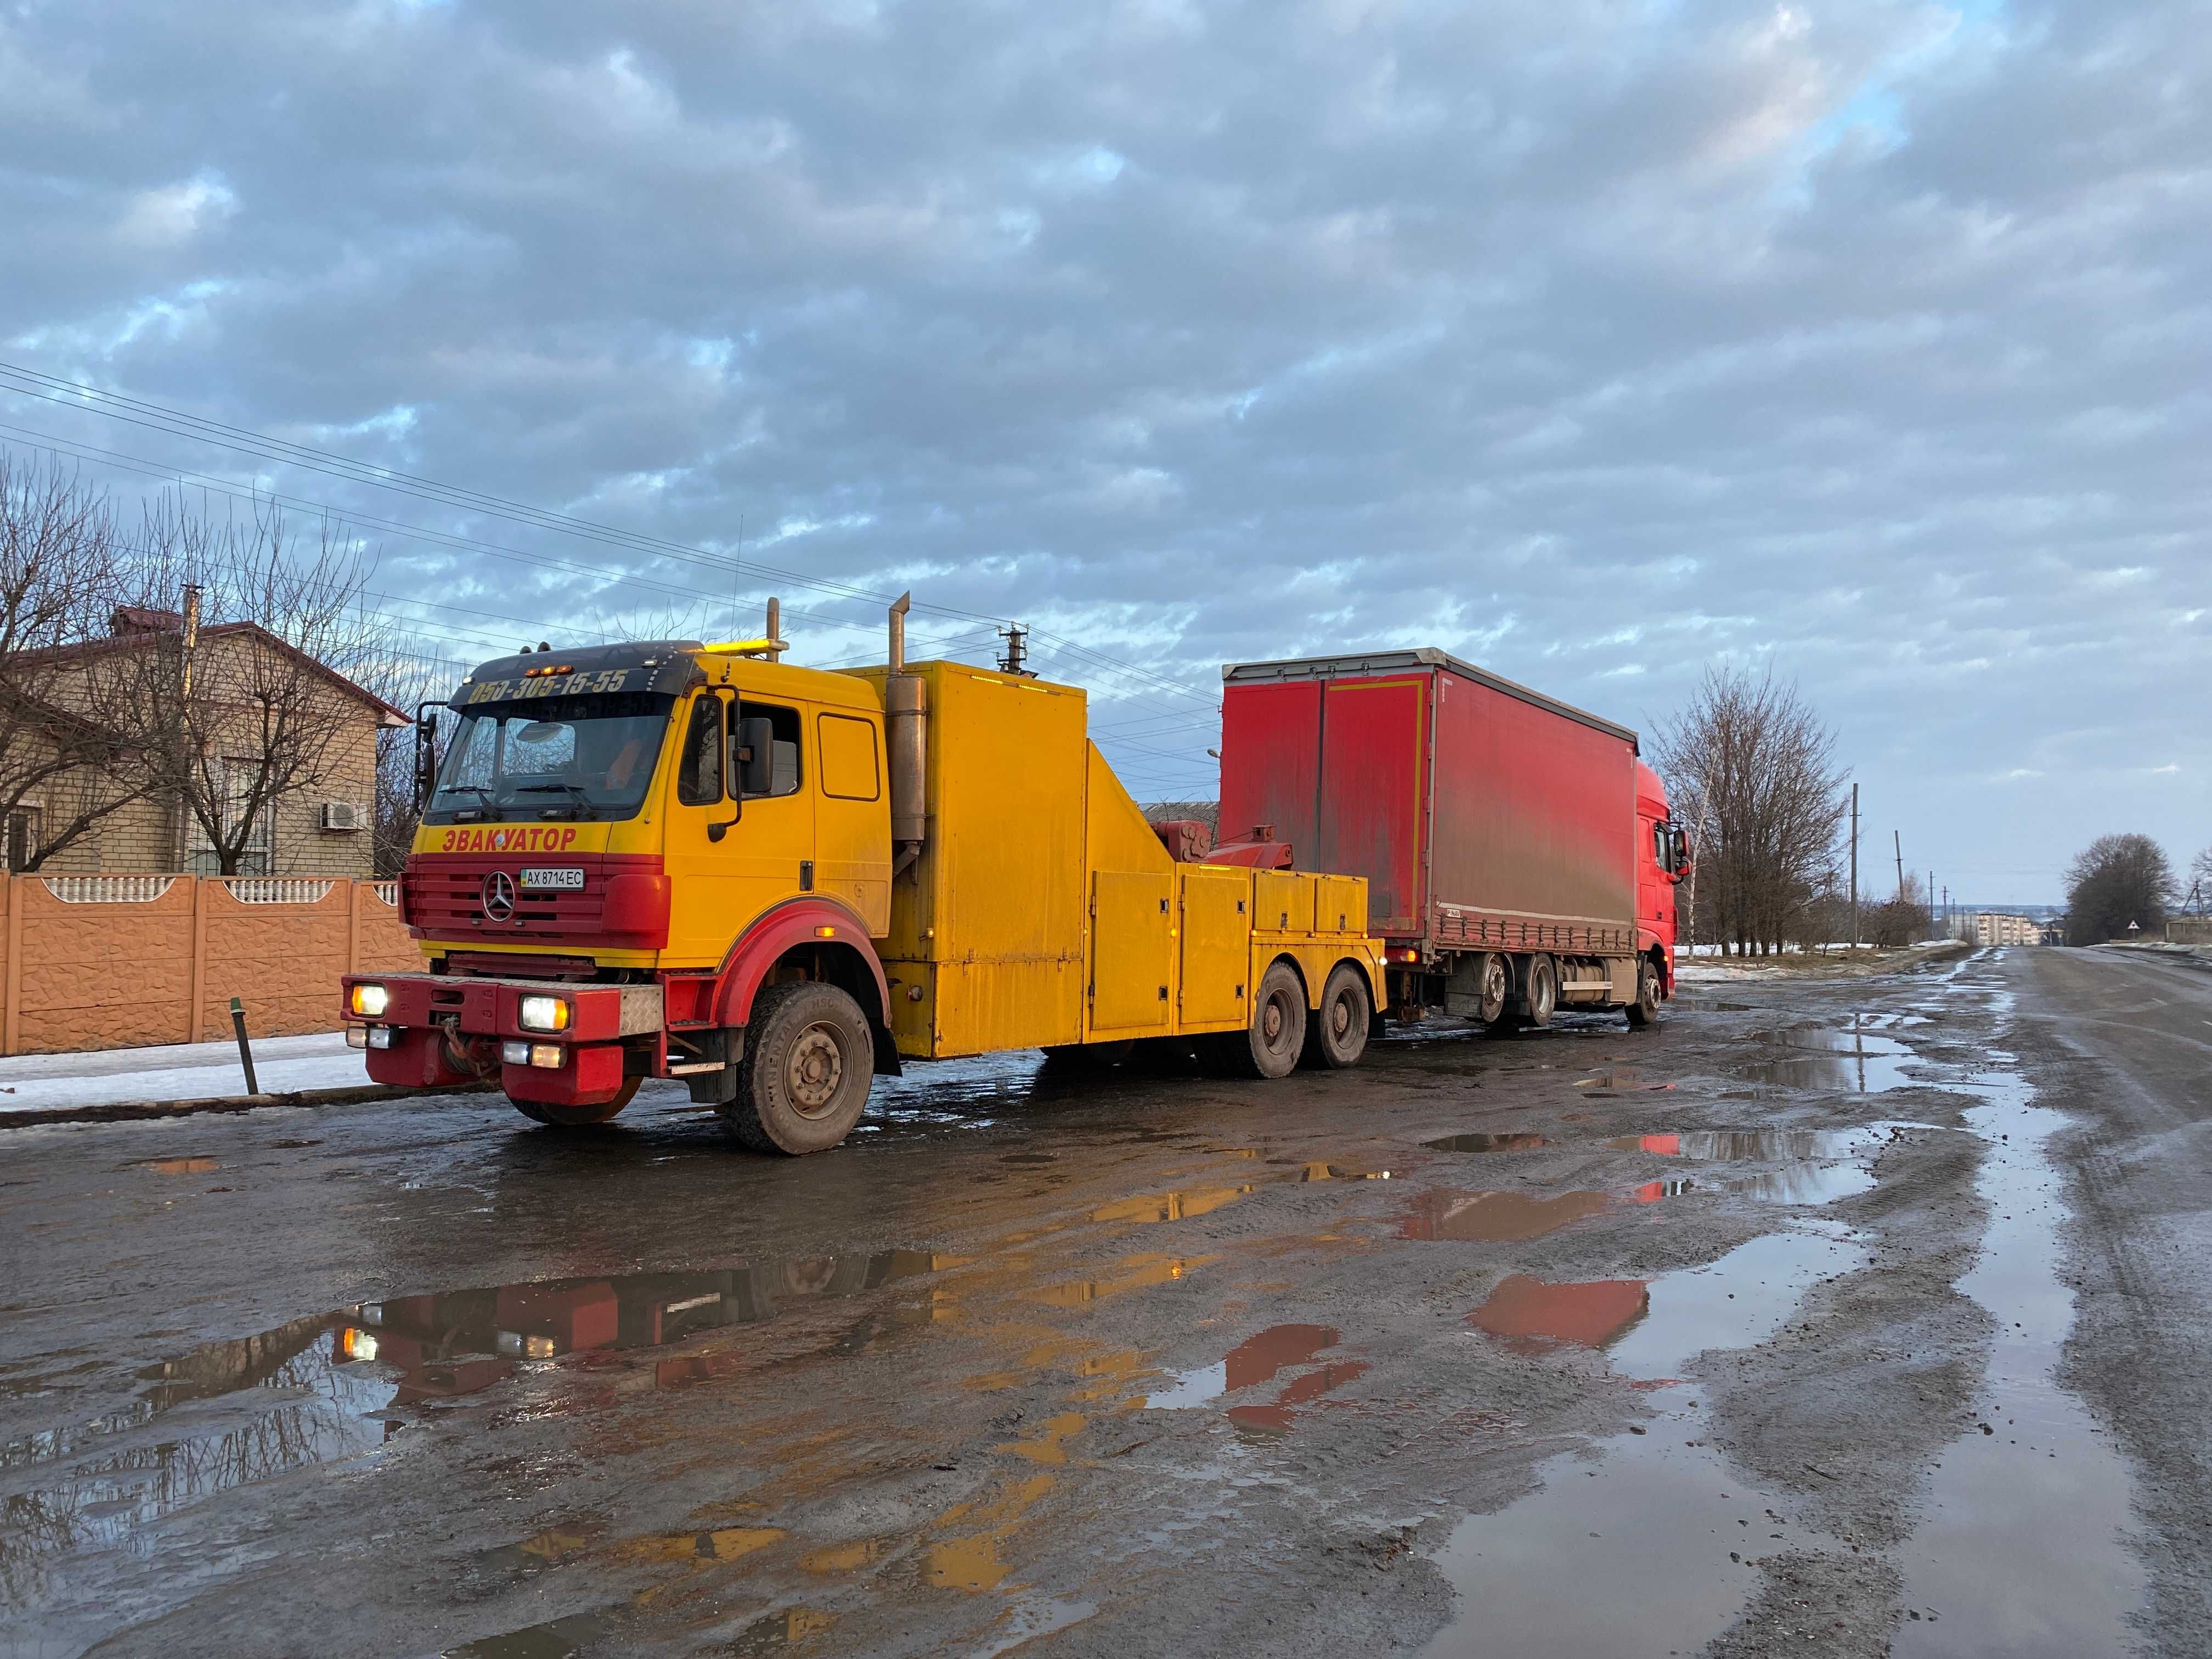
[661,692,817,964]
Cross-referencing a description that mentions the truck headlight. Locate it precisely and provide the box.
[518,994,570,1032]
[349,983,389,1018]
[367,1026,395,1049]
[501,1040,565,1069]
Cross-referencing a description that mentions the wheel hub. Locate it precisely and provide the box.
[1262,1001,1284,1042]
[787,1025,844,1116]
[1331,998,1351,1039]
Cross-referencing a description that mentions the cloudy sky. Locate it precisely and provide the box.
[2,0,2203,903]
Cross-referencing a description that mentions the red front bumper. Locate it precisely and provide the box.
[341,973,664,1106]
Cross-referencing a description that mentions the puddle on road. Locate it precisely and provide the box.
[729,1606,840,1653]
[1399,1188,1609,1242]
[1736,1024,1918,1093]
[1424,1224,1868,1656]
[1424,1132,1551,1154]
[125,1156,219,1175]
[1090,1186,1251,1224]
[0,1250,956,1605]
[1142,1324,1367,1432]
[1891,1035,2146,1654]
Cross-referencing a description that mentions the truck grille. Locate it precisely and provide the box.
[403,857,611,942]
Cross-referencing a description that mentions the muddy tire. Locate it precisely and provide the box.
[1626,957,1661,1030]
[722,982,873,1154]
[1522,954,1559,1029]
[1212,961,1307,1080]
[1302,964,1372,1070]
[515,1075,640,1127]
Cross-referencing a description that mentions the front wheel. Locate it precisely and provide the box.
[1302,964,1372,1070]
[723,982,874,1154]
[1626,958,1661,1029]
[512,1076,640,1127]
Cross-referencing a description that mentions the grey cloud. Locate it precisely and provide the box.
[1,0,2204,889]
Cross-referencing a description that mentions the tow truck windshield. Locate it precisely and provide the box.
[425,692,670,823]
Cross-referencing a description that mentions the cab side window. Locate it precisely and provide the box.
[733,702,802,798]
[676,697,724,805]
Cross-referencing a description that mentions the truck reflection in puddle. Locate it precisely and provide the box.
[341,1249,951,1401]
[1398,1188,1608,1242]
[2,1250,955,1606]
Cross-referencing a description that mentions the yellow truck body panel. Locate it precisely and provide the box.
[844,659,1381,1060]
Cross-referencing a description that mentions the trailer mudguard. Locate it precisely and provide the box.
[714,897,890,1030]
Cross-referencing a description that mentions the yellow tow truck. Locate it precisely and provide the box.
[342,599,1384,1153]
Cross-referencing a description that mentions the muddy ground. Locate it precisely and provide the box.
[2,947,2204,1658]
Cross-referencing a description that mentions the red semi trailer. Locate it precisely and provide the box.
[1216,649,1690,1032]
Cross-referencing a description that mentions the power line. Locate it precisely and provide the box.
[0,360,1225,711]
[0,410,1224,723]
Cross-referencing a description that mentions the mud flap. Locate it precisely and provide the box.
[681,1028,743,1105]
[872,1022,904,1077]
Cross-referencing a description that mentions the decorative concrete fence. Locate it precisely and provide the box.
[0,874,418,1056]
[2168,918,2212,946]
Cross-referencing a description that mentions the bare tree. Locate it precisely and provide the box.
[1865,872,1933,948]
[2186,844,2212,914]
[370,648,465,877]
[2063,834,2177,945]
[0,455,156,870]
[122,495,397,876]
[1655,666,1848,956]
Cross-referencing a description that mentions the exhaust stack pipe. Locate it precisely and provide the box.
[887,592,926,877]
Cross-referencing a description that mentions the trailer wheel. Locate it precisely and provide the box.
[1523,955,1559,1029]
[1471,951,1511,1026]
[1213,961,1307,1079]
[1302,965,1372,1070]
[722,982,873,1154]
[514,1076,640,1127]
[1626,957,1661,1029]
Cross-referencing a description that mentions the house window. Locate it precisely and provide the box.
[5,808,38,873]
[187,763,274,875]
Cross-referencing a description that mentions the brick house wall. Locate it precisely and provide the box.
[7,620,398,877]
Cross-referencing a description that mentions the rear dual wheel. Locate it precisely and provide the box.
[1211,962,1307,1079]
[1301,964,1373,1070]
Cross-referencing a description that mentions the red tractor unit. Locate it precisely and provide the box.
[1217,649,1689,1032]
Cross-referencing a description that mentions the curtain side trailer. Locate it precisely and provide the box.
[1216,648,1688,1032]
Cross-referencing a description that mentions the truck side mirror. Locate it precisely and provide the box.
[706,692,744,842]
[412,706,441,814]
[734,715,775,797]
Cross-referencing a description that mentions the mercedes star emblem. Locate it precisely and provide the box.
[482,869,517,923]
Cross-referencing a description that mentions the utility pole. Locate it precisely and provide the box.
[1894,830,1905,900]
[997,624,1032,677]
[1849,784,1860,953]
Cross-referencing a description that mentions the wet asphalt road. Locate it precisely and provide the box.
[2,946,2205,1658]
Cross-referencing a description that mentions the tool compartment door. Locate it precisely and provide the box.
[1254,870,1313,934]
[1177,866,1250,1027]
[1316,875,1364,935]
[1090,872,1174,1032]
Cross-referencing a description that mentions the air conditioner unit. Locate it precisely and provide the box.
[320,802,363,832]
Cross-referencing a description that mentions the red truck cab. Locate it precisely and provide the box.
[1634,760,1690,996]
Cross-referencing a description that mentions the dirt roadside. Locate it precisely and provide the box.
[0,948,2172,1658]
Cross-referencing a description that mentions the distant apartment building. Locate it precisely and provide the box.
[1971,912,2041,947]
